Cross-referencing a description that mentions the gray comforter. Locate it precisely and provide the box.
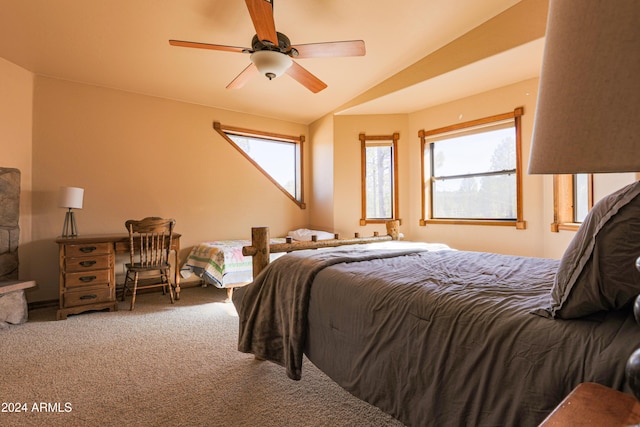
[234,245,640,426]
[236,244,436,380]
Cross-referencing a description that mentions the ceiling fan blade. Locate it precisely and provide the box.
[289,40,366,58]
[245,0,278,45]
[227,63,258,89]
[286,61,327,93]
[169,40,247,54]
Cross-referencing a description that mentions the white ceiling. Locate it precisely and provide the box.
[0,0,544,124]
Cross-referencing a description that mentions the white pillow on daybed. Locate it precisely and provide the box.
[288,228,335,242]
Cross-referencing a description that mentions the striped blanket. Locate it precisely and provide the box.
[183,238,285,288]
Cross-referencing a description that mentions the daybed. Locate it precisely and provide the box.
[233,181,640,426]
[182,229,335,299]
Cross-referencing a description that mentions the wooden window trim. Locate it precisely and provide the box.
[360,133,400,225]
[418,107,526,229]
[551,174,594,232]
[213,121,306,209]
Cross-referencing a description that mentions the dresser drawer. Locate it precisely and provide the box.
[65,254,111,272]
[65,269,111,288]
[63,286,113,308]
[65,242,112,258]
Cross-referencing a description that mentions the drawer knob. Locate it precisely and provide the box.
[80,246,97,253]
[79,294,98,300]
[79,276,97,282]
[79,260,97,267]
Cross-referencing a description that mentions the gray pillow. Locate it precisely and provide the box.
[549,180,640,319]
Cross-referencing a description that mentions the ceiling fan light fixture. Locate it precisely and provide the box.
[250,50,292,80]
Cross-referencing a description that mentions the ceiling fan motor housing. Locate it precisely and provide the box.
[251,32,297,56]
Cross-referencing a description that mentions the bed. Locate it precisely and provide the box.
[233,181,640,426]
[182,229,336,299]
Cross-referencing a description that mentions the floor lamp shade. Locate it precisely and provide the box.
[59,186,84,237]
[528,0,640,174]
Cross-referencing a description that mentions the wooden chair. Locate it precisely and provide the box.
[121,217,176,310]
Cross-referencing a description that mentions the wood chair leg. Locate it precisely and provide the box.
[167,271,175,304]
[121,273,130,301]
[130,272,138,311]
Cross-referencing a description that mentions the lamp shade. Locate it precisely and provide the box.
[250,50,292,80]
[528,0,640,174]
[58,186,84,209]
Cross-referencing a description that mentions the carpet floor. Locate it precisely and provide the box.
[1,286,403,426]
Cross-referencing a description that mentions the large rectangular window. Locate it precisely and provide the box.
[360,133,399,225]
[420,108,525,228]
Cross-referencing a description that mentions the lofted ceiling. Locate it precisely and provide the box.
[0,0,547,125]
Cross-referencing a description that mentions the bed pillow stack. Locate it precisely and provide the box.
[549,180,640,319]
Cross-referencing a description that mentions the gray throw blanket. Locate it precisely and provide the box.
[236,246,430,380]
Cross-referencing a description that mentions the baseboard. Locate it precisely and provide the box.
[28,299,59,310]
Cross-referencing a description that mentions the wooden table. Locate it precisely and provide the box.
[539,382,640,426]
[55,233,181,320]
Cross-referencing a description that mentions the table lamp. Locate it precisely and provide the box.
[58,186,84,237]
[528,0,639,398]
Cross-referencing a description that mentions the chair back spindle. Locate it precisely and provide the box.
[126,218,174,268]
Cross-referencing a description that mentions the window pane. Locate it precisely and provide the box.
[432,128,515,177]
[433,174,516,219]
[574,174,589,222]
[228,135,297,197]
[366,145,392,219]
[421,109,523,225]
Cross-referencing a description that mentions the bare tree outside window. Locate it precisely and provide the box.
[365,144,392,218]
[419,108,526,229]
[360,133,399,225]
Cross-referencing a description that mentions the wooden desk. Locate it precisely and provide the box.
[539,382,640,426]
[55,233,181,320]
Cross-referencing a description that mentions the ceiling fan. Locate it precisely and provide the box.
[169,0,365,93]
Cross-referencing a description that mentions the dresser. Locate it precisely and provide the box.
[56,233,181,320]
[56,236,118,320]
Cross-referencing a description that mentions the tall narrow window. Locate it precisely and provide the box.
[360,133,399,225]
[214,122,305,208]
[419,107,525,228]
[551,174,593,231]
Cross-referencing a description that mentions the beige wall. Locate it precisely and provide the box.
[28,76,309,302]
[308,115,335,231]
[406,79,543,256]
[331,114,410,238]
[4,61,636,303]
[320,78,636,258]
[0,58,34,282]
[321,80,544,255]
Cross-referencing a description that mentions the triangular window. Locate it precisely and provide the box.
[214,122,305,208]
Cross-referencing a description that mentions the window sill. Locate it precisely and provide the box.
[360,218,402,226]
[551,222,580,232]
[420,219,526,229]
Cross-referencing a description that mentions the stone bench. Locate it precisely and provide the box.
[0,280,36,328]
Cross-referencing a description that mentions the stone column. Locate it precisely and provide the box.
[0,167,20,281]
